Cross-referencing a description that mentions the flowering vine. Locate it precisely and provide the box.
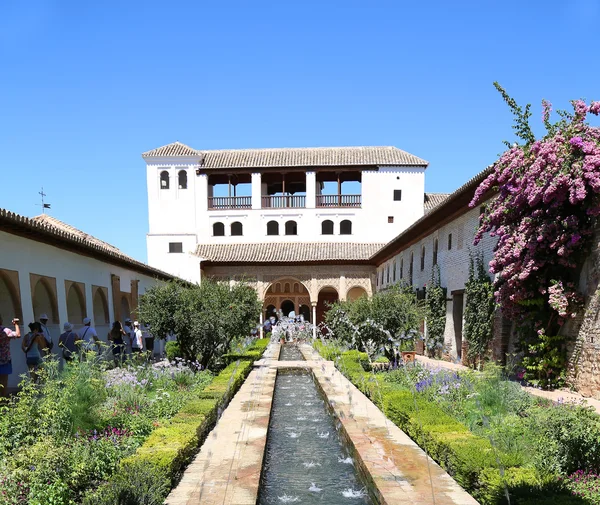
[470,84,600,386]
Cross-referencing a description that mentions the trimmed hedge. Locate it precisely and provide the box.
[82,359,255,505]
[318,348,579,505]
[222,338,270,364]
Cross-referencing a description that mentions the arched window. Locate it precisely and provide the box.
[340,220,352,235]
[178,170,187,189]
[421,245,426,271]
[433,238,439,266]
[322,220,334,235]
[160,171,169,189]
[231,222,243,236]
[285,220,297,235]
[267,221,279,236]
[213,222,225,236]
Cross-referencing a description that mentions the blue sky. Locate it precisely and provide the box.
[1,0,599,262]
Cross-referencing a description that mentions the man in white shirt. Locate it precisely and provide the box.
[131,321,143,353]
[38,313,53,351]
[76,317,100,352]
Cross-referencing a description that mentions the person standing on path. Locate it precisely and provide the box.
[58,322,78,362]
[21,322,46,381]
[107,321,127,362]
[76,318,100,353]
[131,321,143,354]
[0,315,21,397]
[38,313,53,352]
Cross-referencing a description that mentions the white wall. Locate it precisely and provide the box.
[0,231,166,388]
[376,203,497,358]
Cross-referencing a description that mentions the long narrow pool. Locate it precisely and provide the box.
[279,344,305,361]
[258,370,373,504]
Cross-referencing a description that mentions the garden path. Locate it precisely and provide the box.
[415,355,600,415]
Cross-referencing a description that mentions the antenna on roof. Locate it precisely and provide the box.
[37,187,51,214]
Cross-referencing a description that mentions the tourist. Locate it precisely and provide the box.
[107,321,127,361]
[38,313,53,352]
[131,321,143,353]
[263,318,272,334]
[123,318,133,354]
[21,322,46,381]
[142,323,154,357]
[0,314,21,397]
[58,322,78,362]
[77,317,100,352]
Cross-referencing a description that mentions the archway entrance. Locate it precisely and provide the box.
[120,296,131,323]
[263,278,310,321]
[347,286,367,302]
[317,287,339,325]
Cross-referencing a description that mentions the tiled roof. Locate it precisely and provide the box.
[142,142,200,158]
[0,210,174,280]
[424,193,450,213]
[196,242,385,264]
[143,143,428,168]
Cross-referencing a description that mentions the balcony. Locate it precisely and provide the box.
[261,195,306,208]
[208,196,252,210]
[316,194,361,208]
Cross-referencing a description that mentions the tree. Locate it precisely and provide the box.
[425,265,447,357]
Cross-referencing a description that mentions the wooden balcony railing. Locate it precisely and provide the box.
[316,194,361,208]
[208,196,252,210]
[261,195,306,208]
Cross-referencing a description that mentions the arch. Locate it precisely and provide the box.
[160,171,170,190]
[293,283,300,293]
[321,220,334,235]
[299,304,311,322]
[347,286,367,302]
[340,219,352,235]
[0,271,20,323]
[120,296,131,323]
[285,220,297,235]
[265,304,277,320]
[93,288,110,325]
[231,221,243,236]
[66,284,86,324]
[267,220,279,236]
[317,286,339,325]
[32,278,58,324]
[213,222,225,236]
[281,299,295,317]
[178,170,188,189]
[284,282,291,293]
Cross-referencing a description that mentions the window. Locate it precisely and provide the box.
[178,170,187,189]
[409,253,414,285]
[168,242,183,253]
[267,220,279,236]
[448,233,453,250]
[400,258,404,279]
[433,238,438,266]
[160,171,169,189]
[386,265,390,283]
[285,220,297,235]
[340,220,352,235]
[213,222,225,236]
[322,220,334,235]
[393,190,402,201]
[231,221,243,236]
[376,273,379,287]
[381,270,384,285]
[420,245,426,271]
[393,262,396,282]
[388,216,394,223]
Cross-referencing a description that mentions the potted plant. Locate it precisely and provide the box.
[400,338,417,364]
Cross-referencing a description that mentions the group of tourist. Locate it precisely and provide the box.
[0,311,156,396]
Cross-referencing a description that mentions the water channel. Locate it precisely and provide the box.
[258,345,373,504]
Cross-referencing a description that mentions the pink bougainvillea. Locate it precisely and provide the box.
[471,86,600,330]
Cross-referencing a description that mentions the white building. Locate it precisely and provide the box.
[143,142,429,282]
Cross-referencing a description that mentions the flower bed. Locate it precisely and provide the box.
[316,343,600,505]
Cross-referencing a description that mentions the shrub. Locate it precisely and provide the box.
[565,470,600,505]
[165,341,181,361]
[221,338,270,364]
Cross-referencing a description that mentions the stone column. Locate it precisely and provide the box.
[312,302,317,339]
[306,171,316,208]
[339,273,347,301]
[251,172,262,210]
[259,312,264,338]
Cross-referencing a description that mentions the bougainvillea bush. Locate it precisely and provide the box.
[471,84,600,387]
[0,358,212,504]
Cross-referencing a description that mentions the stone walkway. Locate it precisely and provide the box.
[415,355,600,415]
[167,343,479,505]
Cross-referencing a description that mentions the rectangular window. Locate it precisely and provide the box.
[388,216,394,223]
[448,233,453,250]
[393,190,402,201]
[168,242,183,253]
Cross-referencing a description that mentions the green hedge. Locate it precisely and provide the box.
[83,359,254,505]
[317,348,578,505]
[221,338,270,364]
